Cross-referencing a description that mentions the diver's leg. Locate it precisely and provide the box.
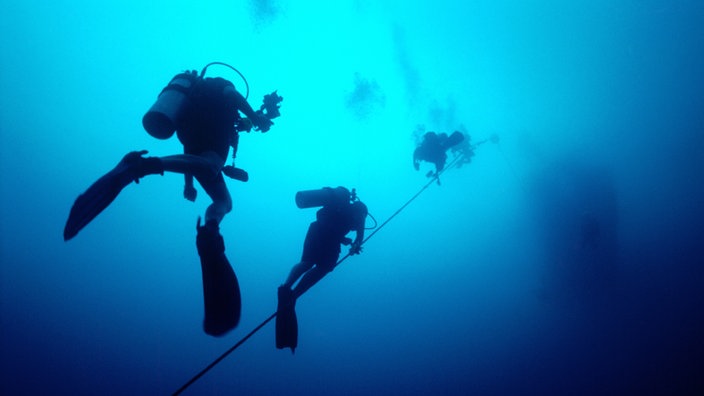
[159,154,221,181]
[434,161,445,174]
[197,173,232,224]
[291,265,332,299]
[163,151,230,224]
[282,261,314,289]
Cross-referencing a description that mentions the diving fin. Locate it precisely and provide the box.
[63,151,163,241]
[276,286,298,353]
[197,218,241,336]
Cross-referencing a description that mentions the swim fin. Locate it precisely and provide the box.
[197,218,241,336]
[63,151,163,241]
[276,286,298,353]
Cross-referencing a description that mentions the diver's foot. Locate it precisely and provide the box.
[115,150,164,184]
[202,218,220,232]
[277,285,295,310]
[196,217,224,255]
[196,216,221,235]
[278,285,293,297]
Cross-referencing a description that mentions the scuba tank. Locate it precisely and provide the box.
[142,71,200,139]
[295,187,352,209]
[445,131,465,148]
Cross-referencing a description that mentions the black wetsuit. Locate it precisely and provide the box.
[302,205,363,270]
[176,77,238,160]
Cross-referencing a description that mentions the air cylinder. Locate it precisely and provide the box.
[295,187,350,209]
[142,72,198,139]
[444,131,465,148]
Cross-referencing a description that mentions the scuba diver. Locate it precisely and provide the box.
[276,186,368,353]
[64,63,281,241]
[63,63,282,337]
[413,130,465,180]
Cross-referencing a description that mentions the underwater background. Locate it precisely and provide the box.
[2,1,703,395]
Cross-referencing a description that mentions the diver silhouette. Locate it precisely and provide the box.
[276,187,368,353]
[64,66,277,241]
[413,130,465,181]
[63,64,281,337]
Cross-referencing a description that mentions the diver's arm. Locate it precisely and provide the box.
[350,225,365,255]
[224,86,257,119]
[224,86,272,131]
[354,226,364,246]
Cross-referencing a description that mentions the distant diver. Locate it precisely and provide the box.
[276,187,368,353]
[63,63,282,337]
[413,130,465,182]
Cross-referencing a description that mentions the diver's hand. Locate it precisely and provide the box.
[252,114,273,132]
[349,242,363,255]
[184,185,197,202]
[235,118,253,133]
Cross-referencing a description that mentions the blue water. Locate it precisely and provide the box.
[2,1,703,395]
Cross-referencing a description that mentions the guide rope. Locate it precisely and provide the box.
[173,152,468,395]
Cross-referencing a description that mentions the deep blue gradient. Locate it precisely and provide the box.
[2,1,703,395]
